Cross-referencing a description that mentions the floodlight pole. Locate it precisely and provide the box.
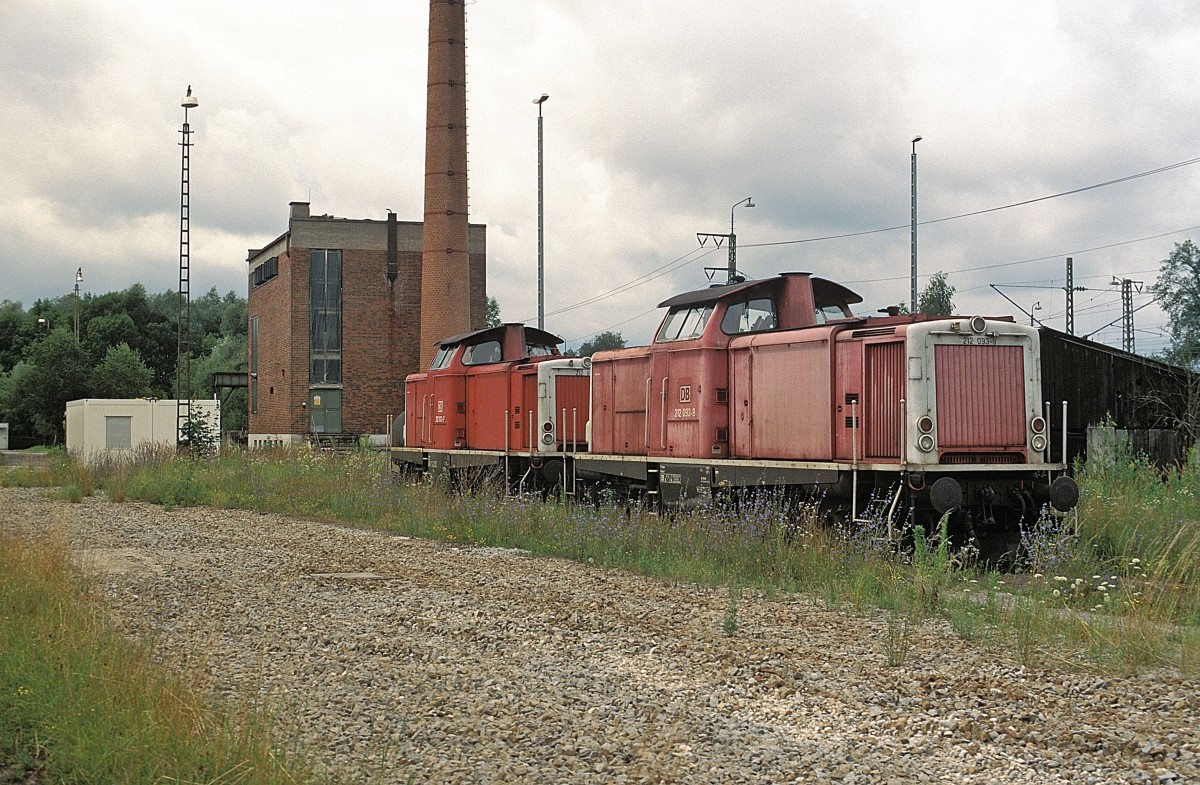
[910,135,922,311]
[177,86,198,447]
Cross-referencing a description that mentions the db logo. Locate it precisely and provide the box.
[678,385,692,404]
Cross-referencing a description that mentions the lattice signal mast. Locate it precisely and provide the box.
[177,86,198,447]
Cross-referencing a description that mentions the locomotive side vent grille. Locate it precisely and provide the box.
[844,416,858,429]
[456,402,466,414]
[715,387,728,404]
[852,327,897,338]
[844,392,860,405]
[715,427,729,443]
[866,342,904,458]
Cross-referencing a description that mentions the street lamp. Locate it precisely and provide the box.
[533,93,549,330]
[36,317,49,335]
[73,267,83,340]
[910,135,922,311]
[728,197,755,284]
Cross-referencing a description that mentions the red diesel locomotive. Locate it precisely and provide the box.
[392,272,1079,531]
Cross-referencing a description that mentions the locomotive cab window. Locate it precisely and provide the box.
[814,303,850,324]
[429,345,455,370]
[721,297,777,335]
[463,340,503,365]
[656,304,714,343]
[525,343,557,358]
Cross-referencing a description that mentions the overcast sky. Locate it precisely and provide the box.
[3,0,1199,353]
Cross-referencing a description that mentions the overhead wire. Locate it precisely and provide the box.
[536,156,1200,336]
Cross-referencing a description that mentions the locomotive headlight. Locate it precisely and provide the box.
[1031,433,1047,452]
[541,432,555,445]
[969,315,987,334]
[917,433,935,452]
[1030,416,1047,434]
[916,415,934,434]
[542,421,554,432]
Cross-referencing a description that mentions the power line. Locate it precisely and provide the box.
[842,223,1200,285]
[531,157,1200,324]
[744,155,1200,251]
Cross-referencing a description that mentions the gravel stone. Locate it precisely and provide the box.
[3,487,1197,784]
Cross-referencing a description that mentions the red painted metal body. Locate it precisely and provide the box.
[404,323,565,451]
[589,346,651,455]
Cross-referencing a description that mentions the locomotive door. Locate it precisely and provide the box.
[730,346,753,457]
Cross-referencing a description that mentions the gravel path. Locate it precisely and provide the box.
[3,487,1196,784]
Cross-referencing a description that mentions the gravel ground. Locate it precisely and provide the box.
[3,486,1197,784]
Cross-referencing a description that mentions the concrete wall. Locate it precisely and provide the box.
[65,399,220,462]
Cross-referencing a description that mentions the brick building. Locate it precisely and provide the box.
[246,201,486,446]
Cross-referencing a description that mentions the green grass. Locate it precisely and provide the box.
[0,529,321,785]
[7,443,1199,676]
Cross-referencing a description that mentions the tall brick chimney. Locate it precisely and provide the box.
[419,0,471,368]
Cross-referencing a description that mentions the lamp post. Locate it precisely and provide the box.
[36,317,49,335]
[910,135,922,311]
[533,93,549,330]
[73,267,82,340]
[728,197,755,284]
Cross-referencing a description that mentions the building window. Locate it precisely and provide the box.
[310,249,342,383]
[105,416,132,450]
[250,316,259,414]
[252,256,279,287]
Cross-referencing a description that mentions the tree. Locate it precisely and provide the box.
[916,271,956,316]
[485,296,502,328]
[83,312,139,362]
[1154,240,1200,370]
[576,330,626,357]
[10,329,90,442]
[90,343,153,398]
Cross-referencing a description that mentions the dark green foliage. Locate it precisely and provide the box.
[1154,239,1200,370]
[0,285,248,445]
[916,271,956,316]
[90,343,153,399]
[485,295,501,328]
[575,330,626,357]
[9,329,90,443]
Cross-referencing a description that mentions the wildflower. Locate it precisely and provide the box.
[1131,558,1141,565]
[1053,589,1061,597]
[1054,576,1069,583]
[1033,573,1044,579]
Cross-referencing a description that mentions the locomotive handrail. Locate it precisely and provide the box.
[660,376,668,449]
[899,398,907,472]
[504,409,510,494]
[644,378,651,448]
[851,398,859,522]
[421,394,430,444]
[1061,400,1068,472]
[1044,399,1052,471]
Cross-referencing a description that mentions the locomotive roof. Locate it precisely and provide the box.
[657,273,864,309]
[434,323,564,347]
